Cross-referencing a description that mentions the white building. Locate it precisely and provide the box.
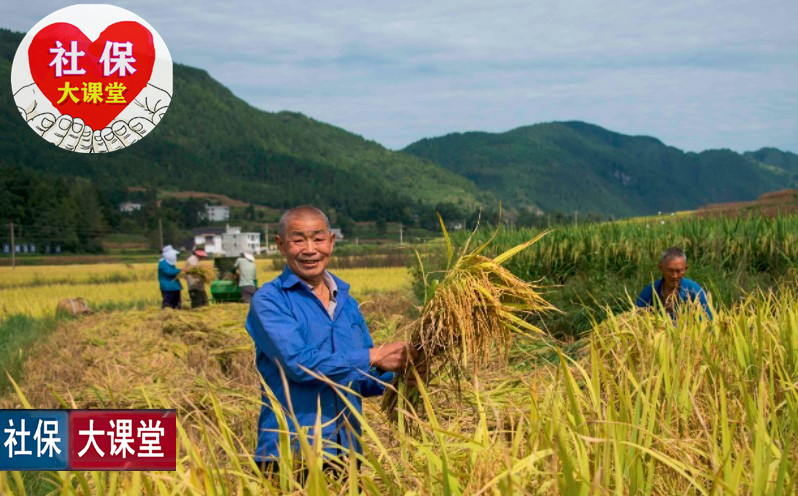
[222,230,261,255]
[119,201,143,213]
[205,205,230,222]
[192,227,225,254]
[193,225,261,255]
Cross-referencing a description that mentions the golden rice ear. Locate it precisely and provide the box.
[383,218,556,417]
[437,212,454,270]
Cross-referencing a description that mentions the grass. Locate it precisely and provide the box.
[0,314,59,394]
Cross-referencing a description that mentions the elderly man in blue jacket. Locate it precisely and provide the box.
[245,205,414,474]
[636,246,712,320]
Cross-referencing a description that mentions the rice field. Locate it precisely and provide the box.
[0,263,412,318]
[2,287,797,494]
[1,216,797,494]
[458,214,798,282]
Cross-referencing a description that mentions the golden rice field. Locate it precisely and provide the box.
[0,263,412,318]
[1,252,798,494]
[2,290,797,494]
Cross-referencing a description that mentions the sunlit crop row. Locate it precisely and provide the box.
[456,214,798,282]
[0,265,411,318]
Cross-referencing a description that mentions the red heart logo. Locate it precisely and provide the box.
[28,21,155,130]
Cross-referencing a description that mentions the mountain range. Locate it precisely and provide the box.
[2,27,796,221]
[404,122,797,217]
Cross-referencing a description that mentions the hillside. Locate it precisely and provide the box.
[744,148,798,176]
[697,188,798,217]
[404,121,796,217]
[0,28,486,221]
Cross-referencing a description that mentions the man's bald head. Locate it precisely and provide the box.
[278,206,331,238]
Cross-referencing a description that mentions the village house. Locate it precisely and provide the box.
[204,205,230,222]
[191,227,225,254]
[222,227,261,255]
[118,201,143,213]
[188,225,261,255]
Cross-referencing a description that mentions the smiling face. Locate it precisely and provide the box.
[275,210,335,286]
[658,256,688,290]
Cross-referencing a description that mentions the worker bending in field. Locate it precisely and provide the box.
[245,205,415,477]
[636,246,712,320]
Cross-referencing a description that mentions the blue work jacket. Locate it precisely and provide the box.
[157,259,182,291]
[245,266,393,461]
[636,277,713,320]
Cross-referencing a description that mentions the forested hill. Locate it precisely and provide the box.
[0,28,487,222]
[2,25,796,226]
[404,121,798,217]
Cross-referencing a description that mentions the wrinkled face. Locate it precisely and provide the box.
[276,212,335,285]
[658,256,688,288]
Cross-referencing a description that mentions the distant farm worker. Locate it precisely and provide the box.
[636,246,713,319]
[245,205,416,475]
[234,252,258,303]
[185,248,209,309]
[158,245,182,309]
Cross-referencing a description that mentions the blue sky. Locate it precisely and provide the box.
[6,1,797,152]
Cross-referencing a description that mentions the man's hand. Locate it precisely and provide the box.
[369,342,417,373]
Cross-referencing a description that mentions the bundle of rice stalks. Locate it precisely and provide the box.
[182,265,217,283]
[382,214,556,415]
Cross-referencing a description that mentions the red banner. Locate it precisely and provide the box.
[68,410,176,471]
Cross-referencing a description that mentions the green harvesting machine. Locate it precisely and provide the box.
[209,257,257,303]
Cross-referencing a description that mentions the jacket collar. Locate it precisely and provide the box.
[655,277,687,297]
[279,265,350,295]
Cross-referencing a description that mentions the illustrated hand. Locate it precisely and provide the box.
[15,83,96,152]
[128,83,170,126]
[42,116,94,152]
[369,342,418,373]
[91,83,171,152]
[92,121,146,153]
[14,81,170,153]
[14,82,58,124]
